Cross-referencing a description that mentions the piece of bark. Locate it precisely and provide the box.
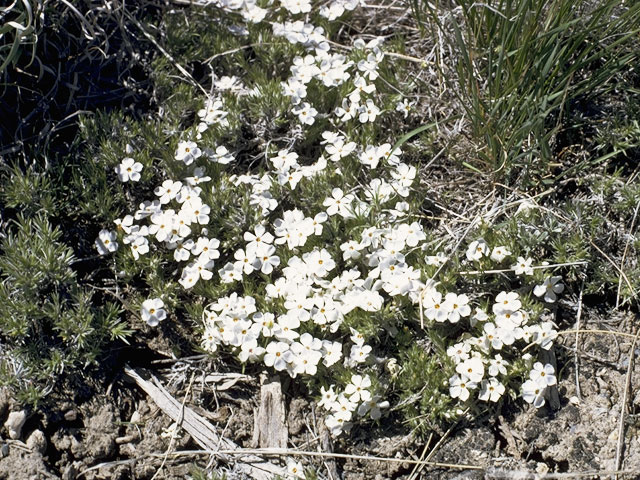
[124,365,285,480]
[540,348,561,410]
[320,421,341,480]
[252,375,288,449]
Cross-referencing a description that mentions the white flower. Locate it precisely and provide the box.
[335,98,359,121]
[488,354,509,376]
[512,256,534,275]
[344,374,372,403]
[445,293,471,323]
[396,99,414,118]
[423,291,450,322]
[478,378,505,402]
[470,307,488,327]
[426,252,447,266]
[466,239,489,261]
[533,276,564,302]
[530,362,557,387]
[318,385,338,410]
[456,357,485,383]
[281,0,312,14]
[141,298,166,326]
[219,262,242,283]
[340,240,362,261]
[238,338,265,363]
[322,340,343,367]
[271,150,299,172]
[532,321,558,350]
[154,180,182,204]
[325,413,348,436]
[490,245,511,262]
[210,146,235,165]
[264,341,293,371]
[357,395,389,419]
[175,141,202,165]
[234,248,260,275]
[286,460,305,479]
[349,344,371,364]
[449,374,476,401]
[493,291,521,314]
[129,235,149,260]
[447,342,471,364]
[292,102,318,125]
[323,188,354,217]
[95,229,118,255]
[358,99,380,123]
[522,379,546,408]
[256,245,281,275]
[115,157,143,182]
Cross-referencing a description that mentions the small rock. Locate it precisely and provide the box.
[536,462,550,475]
[4,410,27,439]
[130,411,141,424]
[0,443,9,458]
[64,409,77,422]
[569,396,581,405]
[26,429,47,454]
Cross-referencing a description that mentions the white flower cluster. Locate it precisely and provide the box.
[445,239,562,407]
[319,374,389,436]
[97,0,570,450]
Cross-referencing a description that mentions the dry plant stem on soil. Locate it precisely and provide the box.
[129,449,640,478]
[614,326,639,480]
[122,365,286,480]
[574,281,584,400]
[408,417,461,480]
[151,371,195,480]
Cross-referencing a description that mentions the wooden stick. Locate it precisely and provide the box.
[614,328,639,479]
[123,365,286,480]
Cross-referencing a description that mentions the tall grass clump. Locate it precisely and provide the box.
[0,0,40,75]
[413,0,640,184]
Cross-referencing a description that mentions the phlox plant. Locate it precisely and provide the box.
[91,0,570,457]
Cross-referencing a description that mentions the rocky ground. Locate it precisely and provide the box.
[1,304,638,479]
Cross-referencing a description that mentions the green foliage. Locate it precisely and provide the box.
[188,466,227,480]
[0,213,130,405]
[395,343,455,433]
[0,0,40,75]
[412,0,640,185]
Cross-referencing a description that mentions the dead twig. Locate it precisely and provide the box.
[614,325,639,480]
[151,371,195,480]
[616,200,640,309]
[590,240,638,304]
[558,329,639,340]
[121,9,208,97]
[459,261,588,275]
[123,365,286,480]
[574,280,585,401]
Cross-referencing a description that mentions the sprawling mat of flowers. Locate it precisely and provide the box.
[95,0,564,438]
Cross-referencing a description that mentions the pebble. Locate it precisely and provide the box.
[26,429,47,454]
[130,411,141,424]
[4,410,27,440]
[64,409,77,422]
